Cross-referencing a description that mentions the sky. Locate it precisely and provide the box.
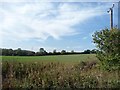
[0,1,119,52]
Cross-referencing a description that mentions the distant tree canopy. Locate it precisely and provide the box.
[53,49,57,54]
[1,48,35,56]
[0,48,96,56]
[61,50,66,54]
[71,50,74,53]
[35,48,47,56]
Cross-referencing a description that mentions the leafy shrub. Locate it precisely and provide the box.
[93,28,120,70]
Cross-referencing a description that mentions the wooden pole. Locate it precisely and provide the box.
[107,4,114,30]
[110,8,113,29]
[118,1,120,29]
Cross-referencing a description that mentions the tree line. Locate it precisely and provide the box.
[0,48,96,56]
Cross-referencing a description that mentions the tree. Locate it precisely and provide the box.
[8,49,14,56]
[39,48,47,55]
[71,50,74,54]
[53,49,57,54]
[16,48,22,56]
[0,48,2,55]
[91,49,97,54]
[39,48,44,53]
[2,49,14,56]
[61,50,66,54]
[83,49,91,54]
[93,28,120,70]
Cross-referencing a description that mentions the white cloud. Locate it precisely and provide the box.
[0,2,110,42]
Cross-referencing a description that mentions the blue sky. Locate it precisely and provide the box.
[0,1,119,52]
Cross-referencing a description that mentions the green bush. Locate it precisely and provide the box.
[93,28,120,70]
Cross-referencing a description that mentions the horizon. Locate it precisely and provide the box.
[0,1,118,52]
[1,47,96,53]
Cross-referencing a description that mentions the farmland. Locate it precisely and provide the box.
[2,54,97,64]
[2,54,120,89]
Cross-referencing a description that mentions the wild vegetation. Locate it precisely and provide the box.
[2,28,120,89]
[2,60,120,89]
[2,54,120,89]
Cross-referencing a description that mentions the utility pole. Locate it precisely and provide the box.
[107,4,114,29]
[118,1,120,29]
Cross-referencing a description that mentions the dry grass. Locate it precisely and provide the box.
[2,60,120,89]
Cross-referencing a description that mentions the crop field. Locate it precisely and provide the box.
[2,54,120,89]
[2,54,97,64]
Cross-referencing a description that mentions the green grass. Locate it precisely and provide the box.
[2,54,97,64]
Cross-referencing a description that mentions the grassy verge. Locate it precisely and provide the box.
[2,54,120,89]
